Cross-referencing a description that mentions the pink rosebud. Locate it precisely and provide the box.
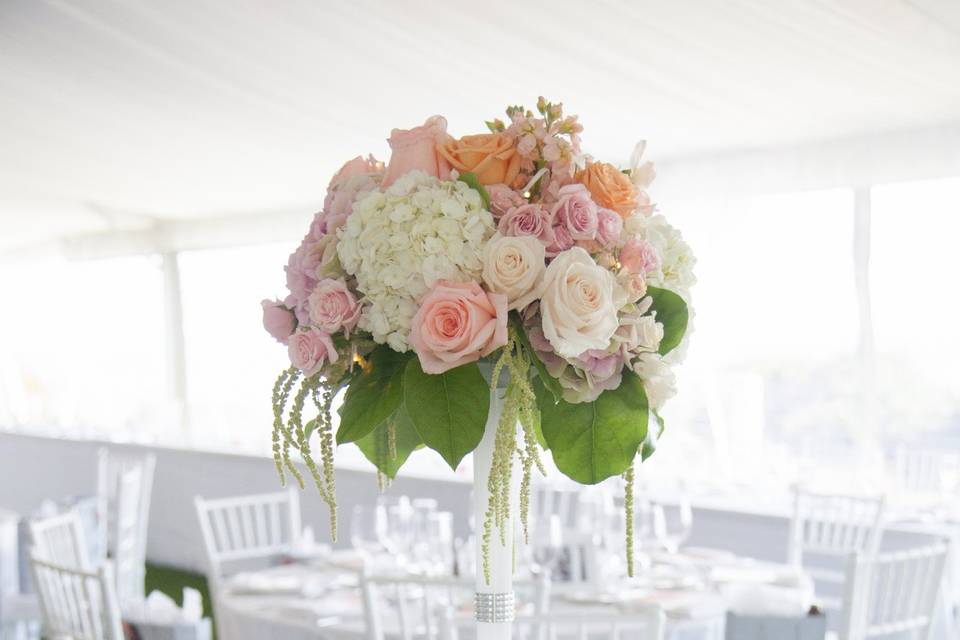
[596,208,624,248]
[381,116,452,189]
[410,281,508,374]
[544,224,574,258]
[619,238,660,274]
[486,184,526,218]
[498,204,555,247]
[552,184,598,241]
[307,278,361,337]
[261,299,296,344]
[287,328,338,377]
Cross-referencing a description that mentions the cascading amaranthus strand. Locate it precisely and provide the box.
[270,367,339,541]
[624,461,635,578]
[481,326,546,584]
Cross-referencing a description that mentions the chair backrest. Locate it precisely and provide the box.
[96,448,156,565]
[193,489,301,591]
[438,608,666,640]
[361,573,551,640]
[788,488,885,609]
[29,510,91,570]
[839,542,949,640]
[29,553,124,640]
[112,464,147,605]
[891,447,957,500]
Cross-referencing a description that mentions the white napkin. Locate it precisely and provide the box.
[722,582,814,618]
[128,588,205,624]
[226,570,325,597]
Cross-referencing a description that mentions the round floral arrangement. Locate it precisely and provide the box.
[262,98,695,576]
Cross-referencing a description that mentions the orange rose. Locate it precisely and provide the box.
[438,134,521,186]
[577,162,638,218]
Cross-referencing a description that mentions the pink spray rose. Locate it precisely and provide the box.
[596,208,624,248]
[552,183,598,241]
[381,116,452,189]
[261,299,296,344]
[284,240,320,324]
[287,328,338,377]
[544,224,574,258]
[322,155,382,233]
[498,204,555,247]
[619,238,661,274]
[486,183,527,218]
[410,281,508,374]
[307,278,361,337]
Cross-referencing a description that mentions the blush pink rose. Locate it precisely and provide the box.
[544,223,574,258]
[285,241,320,324]
[307,278,361,337]
[287,328,338,377]
[410,281,508,374]
[486,183,526,218]
[262,299,296,344]
[552,183,598,241]
[619,238,661,274]
[381,116,452,189]
[498,204,555,247]
[596,208,624,248]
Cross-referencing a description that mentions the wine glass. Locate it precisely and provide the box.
[531,514,564,577]
[652,497,693,554]
[350,504,387,560]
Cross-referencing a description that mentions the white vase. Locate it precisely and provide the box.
[473,371,519,639]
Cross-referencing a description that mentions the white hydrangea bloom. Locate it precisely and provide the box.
[632,351,677,410]
[336,171,496,351]
[641,214,696,301]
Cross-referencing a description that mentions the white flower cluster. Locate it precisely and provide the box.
[626,213,697,302]
[337,171,496,352]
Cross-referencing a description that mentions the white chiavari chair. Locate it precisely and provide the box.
[361,573,551,640]
[28,511,91,571]
[788,488,885,611]
[96,448,156,566]
[194,489,301,635]
[28,553,124,640]
[438,607,666,640]
[112,464,147,607]
[839,542,949,640]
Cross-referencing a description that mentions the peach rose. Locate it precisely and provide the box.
[410,281,508,374]
[577,162,638,219]
[381,116,452,189]
[438,133,522,186]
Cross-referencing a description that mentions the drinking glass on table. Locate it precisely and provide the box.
[350,504,388,559]
[531,514,564,577]
[652,496,693,554]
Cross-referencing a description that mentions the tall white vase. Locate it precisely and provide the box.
[472,383,519,639]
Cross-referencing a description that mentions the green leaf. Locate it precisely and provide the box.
[403,358,489,470]
[641,410,665,461]
[457,172,490,210]
[647,286,688,356]
[539,370,649,484]
[336,346,412,445]
[511,314,564,404]
[355,407,423,479]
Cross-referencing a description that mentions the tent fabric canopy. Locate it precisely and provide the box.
[2,0,960,253]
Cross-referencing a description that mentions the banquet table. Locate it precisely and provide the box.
[212,550,818,640]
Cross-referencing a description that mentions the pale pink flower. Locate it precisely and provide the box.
[552,183,598,241]
[261,299,296,344]
[307,278,361,336]
[381,116,452,188]
[409,281,508,374]
[486,184,526,218]
[287,328,338,377]
[619,238,660,274]
[544,224,574,258]
[498,204,555,247]
[322,155,382,233]
[596,208,624,248]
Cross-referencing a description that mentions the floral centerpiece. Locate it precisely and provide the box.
[262,98,695,578]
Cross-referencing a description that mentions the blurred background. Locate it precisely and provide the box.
[1,1,959,638]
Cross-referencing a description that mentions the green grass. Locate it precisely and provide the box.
[144,563,217,638]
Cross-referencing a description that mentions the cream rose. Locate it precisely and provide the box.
[482,234,546,311]
[539,246,619,358]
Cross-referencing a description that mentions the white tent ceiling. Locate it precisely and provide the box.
[2,0,960,253]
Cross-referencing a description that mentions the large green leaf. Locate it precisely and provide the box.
[457,171,490,210]
[647,286,688,356]
[355,407,423,479]
[641,410,665,461]
[403,359,489,470]
[511,314,564,404]
[336,346,412,445]
[538,370,649,484]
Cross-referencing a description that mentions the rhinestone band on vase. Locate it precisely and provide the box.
[474,591,516,623]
